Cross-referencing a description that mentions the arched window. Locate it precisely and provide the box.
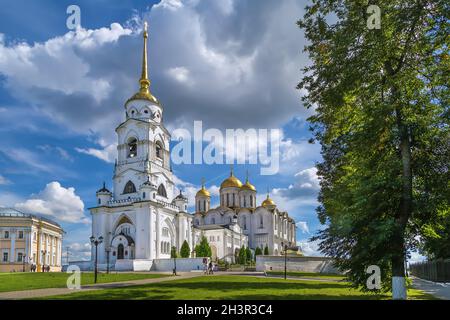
[203,200,206,211]
[127,138,137,158]
[243,216,247,230]
[155,141,163,159]
[123,181,136,194]
[250,196,253,207]
[212,217,215,224]
[232,193,235,206]
[157,184,167,198]
[260,215,264,228]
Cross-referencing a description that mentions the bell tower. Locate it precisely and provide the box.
[112,21,173,202]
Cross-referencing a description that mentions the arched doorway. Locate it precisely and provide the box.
[117,244,124,260]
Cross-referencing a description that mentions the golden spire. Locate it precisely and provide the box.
[196,177,210,197]
[126,21,159,105]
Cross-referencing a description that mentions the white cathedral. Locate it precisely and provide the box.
[90,24,296,271]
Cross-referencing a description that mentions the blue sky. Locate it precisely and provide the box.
[0,0,325,260]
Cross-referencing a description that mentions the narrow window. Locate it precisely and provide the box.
[123,181,136,194]
[157,184,167,198]
[128,138,138,158]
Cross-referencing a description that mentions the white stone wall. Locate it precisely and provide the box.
[256,256,342,274]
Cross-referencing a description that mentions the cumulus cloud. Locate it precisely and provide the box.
[0,0,311,155]
[63,242,91,262]
[15,181,88,224]
[297,239,322,257]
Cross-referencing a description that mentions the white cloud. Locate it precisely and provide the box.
[75,143,117,163]
[167,66,191,83]
[296,221,310,234]
[15,181,88,224]
[62,242,92,262]
[0,174,11,185]
[297,239,322,257]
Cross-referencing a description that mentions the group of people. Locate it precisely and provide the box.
[204,261,215,275]
[29,264,50,272]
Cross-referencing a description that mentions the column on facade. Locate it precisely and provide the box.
[155,210,160,258]
[9,229,16,263]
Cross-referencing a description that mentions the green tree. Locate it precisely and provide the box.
[255,247,263,258]
[170,246,177,259]
[180,240,191,258]
[298,0,448,299]
[238,245,247,265]
[245,247,252,264]
[264,245,269,256]
[195,236,212,258]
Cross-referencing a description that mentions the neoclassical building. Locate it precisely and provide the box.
[89,24,295,270]
[0,208,64,272]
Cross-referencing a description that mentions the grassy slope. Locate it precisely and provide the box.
[44,275,435,300]
[0,272,169,292]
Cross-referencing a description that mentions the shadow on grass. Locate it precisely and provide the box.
[49,280,391,300]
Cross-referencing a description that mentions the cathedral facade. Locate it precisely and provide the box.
[90,24,296,270]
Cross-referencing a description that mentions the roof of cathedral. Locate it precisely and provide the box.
[240,177,256,192]
[220,169,243,189]
[126,21,160,106]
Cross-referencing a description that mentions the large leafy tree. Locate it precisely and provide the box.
[298,0,448,299]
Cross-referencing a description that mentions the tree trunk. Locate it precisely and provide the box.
[392,106,413,300]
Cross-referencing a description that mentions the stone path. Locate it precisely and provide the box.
[0,272,202,300]
[411,277,450,300]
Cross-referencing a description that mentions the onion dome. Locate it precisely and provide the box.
[220,167,242,189]
[196,179,210,197]
[240,171,256,192]
[262,194,276,207]
[126,22,160,106]
[97,182,110,193]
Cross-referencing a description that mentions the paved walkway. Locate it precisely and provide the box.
[411,277,450,300]
[0,272,202,300]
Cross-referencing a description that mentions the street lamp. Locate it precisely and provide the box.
[90,235,103,283]
[22,254,26,272]
[281,241,291,280]
[105,247,111,274]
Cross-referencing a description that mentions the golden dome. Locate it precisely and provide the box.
[262,194,276,207]
[196,186,210,197]
[220,173,242,189]
[196,178,210,197]
[241,179,256,192]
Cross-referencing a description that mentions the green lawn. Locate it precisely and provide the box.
[43,275,435,300]
[0,272,169,293]
[266,271,345,280]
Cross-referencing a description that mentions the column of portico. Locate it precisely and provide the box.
[9,229,16,263]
